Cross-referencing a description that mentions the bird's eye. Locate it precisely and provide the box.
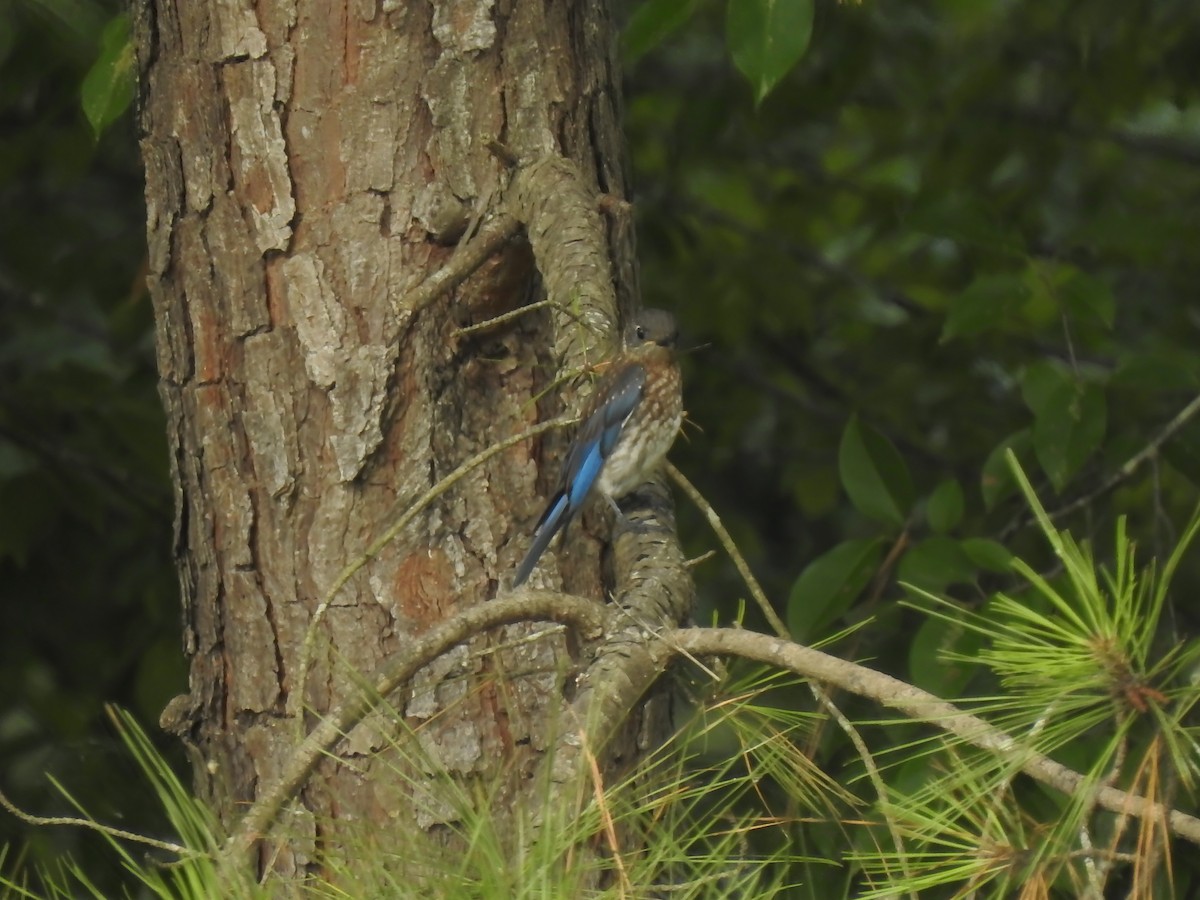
[635,325,647,340]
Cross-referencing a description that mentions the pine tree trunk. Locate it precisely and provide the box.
[135,0,691,883]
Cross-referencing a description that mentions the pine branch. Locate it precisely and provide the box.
[660,627,1200,847]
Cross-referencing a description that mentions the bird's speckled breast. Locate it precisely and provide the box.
[596,353,683,499]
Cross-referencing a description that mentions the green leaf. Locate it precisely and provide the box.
[1019,362,1107,491]
[926,478,964,534]
[896,537,976,593]
[1041,384,1104,489]
[81,13,135,139]
[908,613,980,697]
[981,429,1032,510]
[838,415,915,528]
[726,0,815,105]
[1019,262,1118,338]
[1057,270,1116,330]
[1021,360,1068,418]
[940,273,1029,342]
[959,538,1014,573]
[623,0,702,64]
[788,538,884,641]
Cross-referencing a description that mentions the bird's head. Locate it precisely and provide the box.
[624,308,678,351]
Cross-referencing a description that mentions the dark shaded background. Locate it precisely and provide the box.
[1,0,182,879]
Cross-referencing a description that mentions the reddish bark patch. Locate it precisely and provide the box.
[395,549,453,628]
[192,300,224,383]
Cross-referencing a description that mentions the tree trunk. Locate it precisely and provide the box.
[135,0,691,884]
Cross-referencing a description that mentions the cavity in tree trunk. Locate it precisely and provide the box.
[135,0,692,881]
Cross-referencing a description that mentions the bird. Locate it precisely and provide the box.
[513,308,683,587]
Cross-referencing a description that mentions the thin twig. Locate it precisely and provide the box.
[452,297,554,338]
[803,527,909,761]
[1078,717,1128,896]
[1067,849,1139,863]
[0,784,191,858]
[810,684,916,899]
[398,213,522,315]
[665,461,789,638]
[1077,821,1104,899]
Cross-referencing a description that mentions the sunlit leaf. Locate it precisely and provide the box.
[726,0,815,105]
[81,13,135,138]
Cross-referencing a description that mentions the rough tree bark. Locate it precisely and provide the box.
[135,0,692,884]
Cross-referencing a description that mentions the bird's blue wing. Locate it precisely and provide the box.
[512,363,646,586]
[562,362,646,503]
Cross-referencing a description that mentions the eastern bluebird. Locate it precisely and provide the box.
[513,308,684,587]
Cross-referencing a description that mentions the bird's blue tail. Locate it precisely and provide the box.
[513,438,607,585]
[513,492,571,586]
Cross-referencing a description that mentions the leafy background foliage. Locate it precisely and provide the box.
[624,0,1200,891]
[627,0,1200,659]
[5,0,1200,893]
[0,0,181,881]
